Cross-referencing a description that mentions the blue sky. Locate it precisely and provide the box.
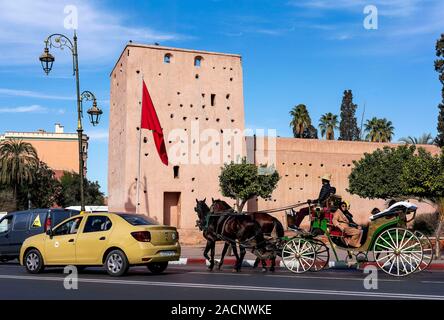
[0,0,443,194]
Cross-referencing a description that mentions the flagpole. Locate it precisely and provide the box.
[136,74,144,214]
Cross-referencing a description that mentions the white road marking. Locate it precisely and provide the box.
[264,274,403,282]
[190,272,252,276]
[0,274,442,300]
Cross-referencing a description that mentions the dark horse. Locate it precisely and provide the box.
[194,199,267,272]
[194,199,239,271]
[210,198,284,272]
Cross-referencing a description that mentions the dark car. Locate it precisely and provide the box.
[0,208,79,262]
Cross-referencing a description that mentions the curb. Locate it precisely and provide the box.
[171,258,444,270]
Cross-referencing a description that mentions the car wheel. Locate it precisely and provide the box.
[104,250,129,277]
[147,262,168,274]
[25,249,45,274]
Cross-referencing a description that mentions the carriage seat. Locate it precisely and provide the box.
[369,201,417,221]
[311,207,344,237]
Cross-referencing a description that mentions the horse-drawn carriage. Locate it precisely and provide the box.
[282,198,433,276]
[194,197,433,277]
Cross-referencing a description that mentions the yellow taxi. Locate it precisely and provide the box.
[20,212,181,276]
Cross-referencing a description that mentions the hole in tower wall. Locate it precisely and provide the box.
[195,74,199,79]
[211,94,216,106]
[173,166,180,179]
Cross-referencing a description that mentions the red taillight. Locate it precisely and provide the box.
[131,231,151,242]
[45,217,51,231]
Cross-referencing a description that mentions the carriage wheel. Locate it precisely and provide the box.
[310,239,329,272]
[373,228,423,277]
[414,231,434,272]
[282,238,316,274]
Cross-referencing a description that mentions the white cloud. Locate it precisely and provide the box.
[87,128,109,141]
[0,88,74,100]
[0,0,186,66]
[289,0,424,17]
[0,104,48,113]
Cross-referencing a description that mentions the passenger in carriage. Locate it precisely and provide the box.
[289,173,335,231]
[332,201,363,248]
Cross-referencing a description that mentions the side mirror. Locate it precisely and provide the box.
[46,229,53,238]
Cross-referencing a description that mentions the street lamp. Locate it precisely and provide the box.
[39,31,103,211]
[81,91,103,126]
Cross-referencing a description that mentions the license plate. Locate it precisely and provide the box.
[159,251,176,257]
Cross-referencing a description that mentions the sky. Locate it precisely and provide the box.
[0,0,443,195]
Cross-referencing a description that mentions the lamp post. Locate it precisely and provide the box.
[39,31,102,211]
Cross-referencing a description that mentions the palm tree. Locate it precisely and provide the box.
[0,139,39,208]
[290,104,312,138]
[399,133,434,145]
[364,117,395,142]
[319,112,339,140]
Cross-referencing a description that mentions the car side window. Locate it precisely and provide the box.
[53,217,83,236]
[30,212,46,229]
[0,216,12,233]
[83,216,112,233]
[13,214,30,231]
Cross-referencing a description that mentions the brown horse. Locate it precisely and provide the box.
[194,198,267,272]
[210,198,284,272]
[194,199,239,270]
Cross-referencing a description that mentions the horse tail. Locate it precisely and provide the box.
[272,218,285,238]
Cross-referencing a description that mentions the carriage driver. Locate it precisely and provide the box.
[289,173,335,231]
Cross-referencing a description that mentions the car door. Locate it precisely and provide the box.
[0,215,13,256]
[75,215,113,264]
[9,212,31,255]
[44,217,83,265]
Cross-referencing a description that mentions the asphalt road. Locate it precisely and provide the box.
[0,262,443,300]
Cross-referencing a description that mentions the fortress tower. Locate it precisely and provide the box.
[108,44,245,241]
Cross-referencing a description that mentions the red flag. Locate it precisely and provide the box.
[141,80,168,165]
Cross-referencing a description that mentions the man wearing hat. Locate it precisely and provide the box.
[289,173,335,231]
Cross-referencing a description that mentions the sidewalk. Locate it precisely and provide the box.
[174,243,444,270]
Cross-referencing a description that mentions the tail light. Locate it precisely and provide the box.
[131,231,151,242]
[44,217,51,231]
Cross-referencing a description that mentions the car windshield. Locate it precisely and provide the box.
[117,214,159,226]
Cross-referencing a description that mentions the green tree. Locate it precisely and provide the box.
[58,171,105,207]
[364,117,394,142]
[348,145,415,199]
[219,158,280,212]
[435,33,444,147]
[290,104,312,138]
[399,133,434,145]
[302,124,318,139]
[401,148,444,257]
[0,139,39,209]
[17,161,62,210]
[0,187,15,212]
[339,89,360,141]
[319,112,339,140]
[349,145,444,258]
